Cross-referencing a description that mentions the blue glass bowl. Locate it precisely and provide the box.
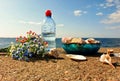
[62,43,101,54]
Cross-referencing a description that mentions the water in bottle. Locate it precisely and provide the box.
[41,10,56,51]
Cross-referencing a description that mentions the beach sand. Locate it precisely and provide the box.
[0,47,120,81]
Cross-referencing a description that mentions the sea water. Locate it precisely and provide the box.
[0,38,120,49]
[42,32,56,51]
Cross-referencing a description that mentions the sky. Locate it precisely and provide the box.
[0,0,120,38]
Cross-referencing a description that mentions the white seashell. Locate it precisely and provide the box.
[66,54,87,61]
[100,54,111,63]
[100,54,106,63]
[100,53,115,68]
[85,38,100,44]
[85,40,90,44]
[95,41,100,44]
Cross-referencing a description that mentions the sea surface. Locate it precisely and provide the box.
[0,38,120,49]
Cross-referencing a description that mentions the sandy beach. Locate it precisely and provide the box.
[0,47,120,81]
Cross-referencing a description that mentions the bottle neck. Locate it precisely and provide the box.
[46,16,51,18]
[45,16,53,21]
[44,15,55,25]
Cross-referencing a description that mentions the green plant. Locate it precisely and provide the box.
[9,30,48,61]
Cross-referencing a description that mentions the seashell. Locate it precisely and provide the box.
[66,54,87,61]
[85,38,95,44]
[85,40,89,44]
[61,37,72,44]
[70,38,85,44]
[85,38,100,44]
[100,54,111,63]
[100,53,115,69]
[94,41,100,44]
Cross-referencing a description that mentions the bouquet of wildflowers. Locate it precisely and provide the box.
[9,30,48,61]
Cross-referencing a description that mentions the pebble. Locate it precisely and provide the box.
[64,71,69,74]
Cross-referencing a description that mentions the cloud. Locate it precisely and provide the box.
[105,26,120,30]
[56,24,64,27]
[83,11,87,14]
[107,0,113,3]
[19,21,64,28]
[19,21,42,25]
[99,4,104,7]
[99,0,120,9]
[99,3,114,8]
[114,0,120,9]
[101,10,120,24]
[74,10,82,16]
[96,12,103,16]
[74,10,87,16]
[100,0,120,24]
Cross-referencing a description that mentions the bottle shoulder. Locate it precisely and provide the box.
[43,17,56,26]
